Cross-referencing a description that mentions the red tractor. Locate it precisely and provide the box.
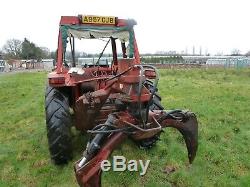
[45,15,198,186]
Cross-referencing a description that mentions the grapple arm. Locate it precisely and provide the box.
[75,132,127,187]
[158,110,198,163]
[74,110,198,186]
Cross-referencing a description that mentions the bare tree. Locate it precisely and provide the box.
[40,47,50,58]
[245,51,250,57]
[3,39,22,59]
[0,50,3,59]
[231,49,241,56]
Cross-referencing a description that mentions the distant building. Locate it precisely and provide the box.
[42,59,54,70]
[7,59,23,69]
[0,58,11,72]
[0,60,5,72]
[25,59,44,69]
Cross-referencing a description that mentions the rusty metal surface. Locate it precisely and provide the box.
[49,61,198,186]
[75,110,198,186]
[74,132,127,186]
[47,15,199,187]
[124,116,162,140]
[160,111,198,163]
[72,66,155,130]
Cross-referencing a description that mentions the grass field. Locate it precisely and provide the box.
[0,68,250,187]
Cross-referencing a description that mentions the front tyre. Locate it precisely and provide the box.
[136,80,164,149]
[45,85,72,164]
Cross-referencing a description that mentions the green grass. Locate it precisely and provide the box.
[0,68,250,187]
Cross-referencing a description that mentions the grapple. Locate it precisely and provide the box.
[73,65,198,187]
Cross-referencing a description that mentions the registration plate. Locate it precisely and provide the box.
[82,15,116,25]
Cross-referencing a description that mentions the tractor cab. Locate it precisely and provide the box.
[48,15,141,86]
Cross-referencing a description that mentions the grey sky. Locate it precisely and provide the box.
[1,0,250,54]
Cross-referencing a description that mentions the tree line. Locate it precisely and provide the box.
[0,38,111,61]
[1,38,250,62]
[1,38,51,61]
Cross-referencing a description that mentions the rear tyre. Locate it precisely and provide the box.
[45,85,72,164]
[136,80,164,149]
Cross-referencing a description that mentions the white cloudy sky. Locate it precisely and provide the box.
[0,0,250,55]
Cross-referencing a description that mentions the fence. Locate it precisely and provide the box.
[206,57,250,68]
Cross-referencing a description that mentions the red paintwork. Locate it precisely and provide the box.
[59,16,129,27]
[60,16,80,25]
[74,110,198,186]
[48,15,198,187]
[49,16,144,131]
[56,30,63,74]
[53,16,139,76]
[75,132,127,187]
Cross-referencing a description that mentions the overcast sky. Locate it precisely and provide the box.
[1,0,250,55]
